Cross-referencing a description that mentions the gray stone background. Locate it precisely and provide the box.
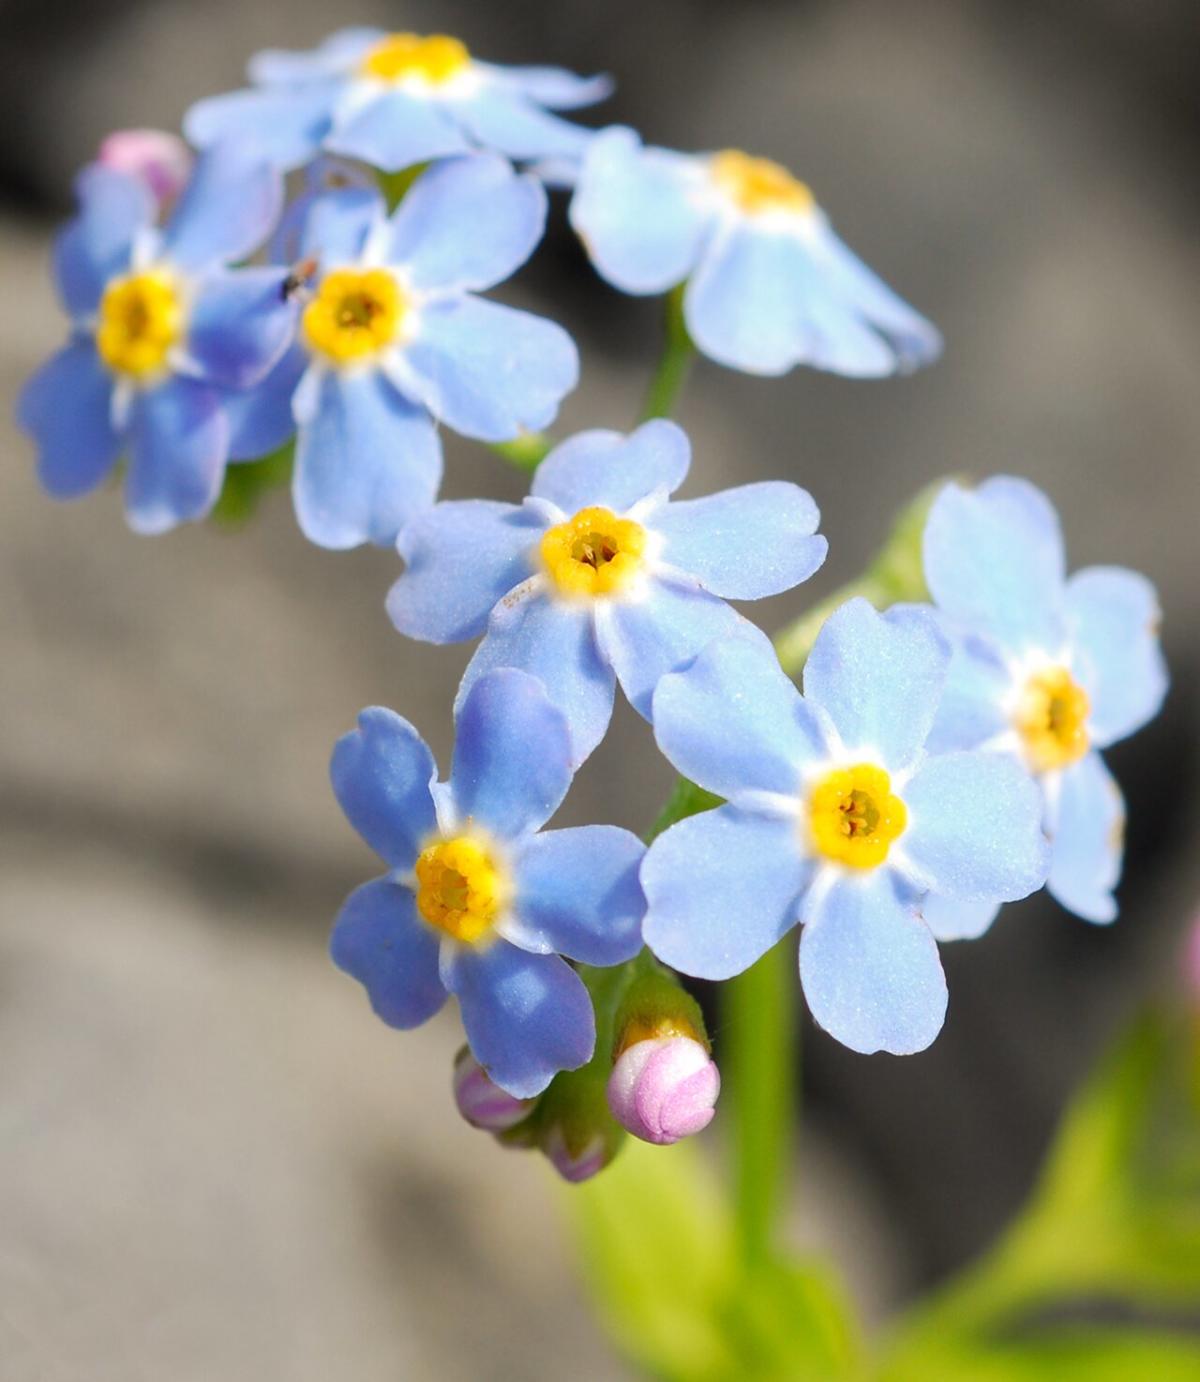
[0,0,1197,1377]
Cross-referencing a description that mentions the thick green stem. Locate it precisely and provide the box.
[640,285,695,421]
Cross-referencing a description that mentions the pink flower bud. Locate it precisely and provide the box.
[452,1048,537,1132]
[542,1126,611,1183]
[607,1035,720,1145]
[97,129,193,210]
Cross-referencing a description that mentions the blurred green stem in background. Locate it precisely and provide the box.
[641,285,695,422]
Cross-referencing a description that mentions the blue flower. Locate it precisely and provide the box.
[17,143,294,533]
[237,153,578,549]
[569,127,941,379]
[330,668,646,1098]
[640,600,1049,1055]
[185,28,610,173]
[923,478,1168,924]
[387,419,828,764]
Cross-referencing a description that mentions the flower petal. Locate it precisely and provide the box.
[926,634,1012,755]
[326,90,470,172]
[125,376,228,534]
[481,63,612,111]
[17,341,120,499]
[919,894,1002,943]
[224,346,305,461]
[330,877,445,1028]
[298,185,385,264]
[1046,751,1124,924]
[799,872,947,1055]
[53,165,152,319]
[451,87,592,160]
[184,267,297,389]
[162,141,282,270]
[184,85,340,172]
[531,418,690,514]
[248,28,380,83]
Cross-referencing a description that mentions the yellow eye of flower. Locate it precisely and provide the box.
[808,764,907,870]
[95,270,184,379]
[540,506,648,599]
[1014,667,1090,773]
[302,269,407,364]
[414,836,507,944]
[359,32,471,85]
[711,150,815,216]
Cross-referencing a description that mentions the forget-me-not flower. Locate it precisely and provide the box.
[923,478,1168,924]
[570,126,941,378]
[18,143,294,533]
[185,28,610,173]
[640,600,1049,1055]
[387,418,828,764]
[330,668,646,1097]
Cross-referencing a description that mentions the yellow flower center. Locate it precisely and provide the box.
[95,269,184,379]
[359,32,471,85]
[1014,667,1090,773]
[414,836,507,945]
[540,506,647,599]
[711,150,815,216]
[302,268,407,364]
[808,764,907,870]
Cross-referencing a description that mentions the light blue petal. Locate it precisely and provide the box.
[508,825,645,964]
[450,668,573,839]
[388,499,542,644]
[400,297,578,441]
[224,346,305,460]
[900,751,1049,902]
[248,28,380,84]
[53,165,152,319]
[650,630,827,799]
[162,141,282,270]
[456,590,615,767]
[919,894,1002,943]
[799,872,947,1055]
[184,267,297,389]
[387,154,546,293]
[926,634,1012,755]
[326,90,470,172]
[531,418,690,514]
[450,88,593,160]
[598,575,762,722]
[1066,566,1167,749]
[923,477,1066,656]
[652,480,826,600]
[1046,751,1124,924]
[293,368,441,550]
[480,63,612,110]
[330,877,445,1029]
[330,706,438,871]
[17,341,120,499]
[184,85,338,172]
[642,804,809,980]
[445,941,594,1098]
[125,377,228,534]
[569,127,710,294]
[298,186,385,264]
[802,599,949,772]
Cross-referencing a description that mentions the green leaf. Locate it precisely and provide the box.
[211,444,293,527]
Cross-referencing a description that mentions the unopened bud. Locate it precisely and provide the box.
[607,1034,720,1145]
[97,129,192,210]
[541,1125,614,1183]
[452,1047,537,1133]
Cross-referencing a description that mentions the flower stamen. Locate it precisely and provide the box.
[414,836,507,944]
[711,150,815,216]
[808,763,907,869]
[1015,667,1090,773]
[302,268,407,364]
[359,33,471,86]
[96,269,184,379]
[540,506,647,598]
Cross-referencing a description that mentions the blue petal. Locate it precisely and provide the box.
[531,418,690,514]
[184,85,338,172]
[298,186,385,264]
[650,630,827,800]
[1046,751,1124,924]
[388,499,543,644]
[597,574,760,722]
[184,267,297,389]
[400,296,578,441]
[919,894,1002,943]
[507,825,645,964]
[330,877,445,1028]
[293,368,441,549]
[652,480,826,600]
[802,599,949,772]
[456,590,615,767]
[17,341,120,499]
[450,87,593,160]
[53,165,152,319]
[926,633,1012,755]
[224,346,304,461]
[125,377,228,534]
[449,668,573,839]
[162,141,282,271]
[445,941,594,1097]
[569,127,710,294]
[326,90,470,172]
[799,872,947,1055]
[923,477,1066,656]
[387,154,546,293]
[248,28,380,83]
[1066,567,1167,749]
[899,751,1049,902]
[330,706,438,871]
[486,64,612,110]
[642,804,809,980]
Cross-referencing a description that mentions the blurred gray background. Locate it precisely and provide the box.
[0,0,1197,1377]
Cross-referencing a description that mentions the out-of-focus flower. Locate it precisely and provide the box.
[96,129,193,212]
[388,418,826,764]
[452,1046,538,1132]
[329,669,645,1097]
[185,28,610,173]
[570,127,941,378]
[607,1033,719,1145]
[923,478,1168,923]
[641,601,1049,1055]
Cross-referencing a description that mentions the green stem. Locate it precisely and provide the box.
[640,285,695,421]
[489,432,554,470]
